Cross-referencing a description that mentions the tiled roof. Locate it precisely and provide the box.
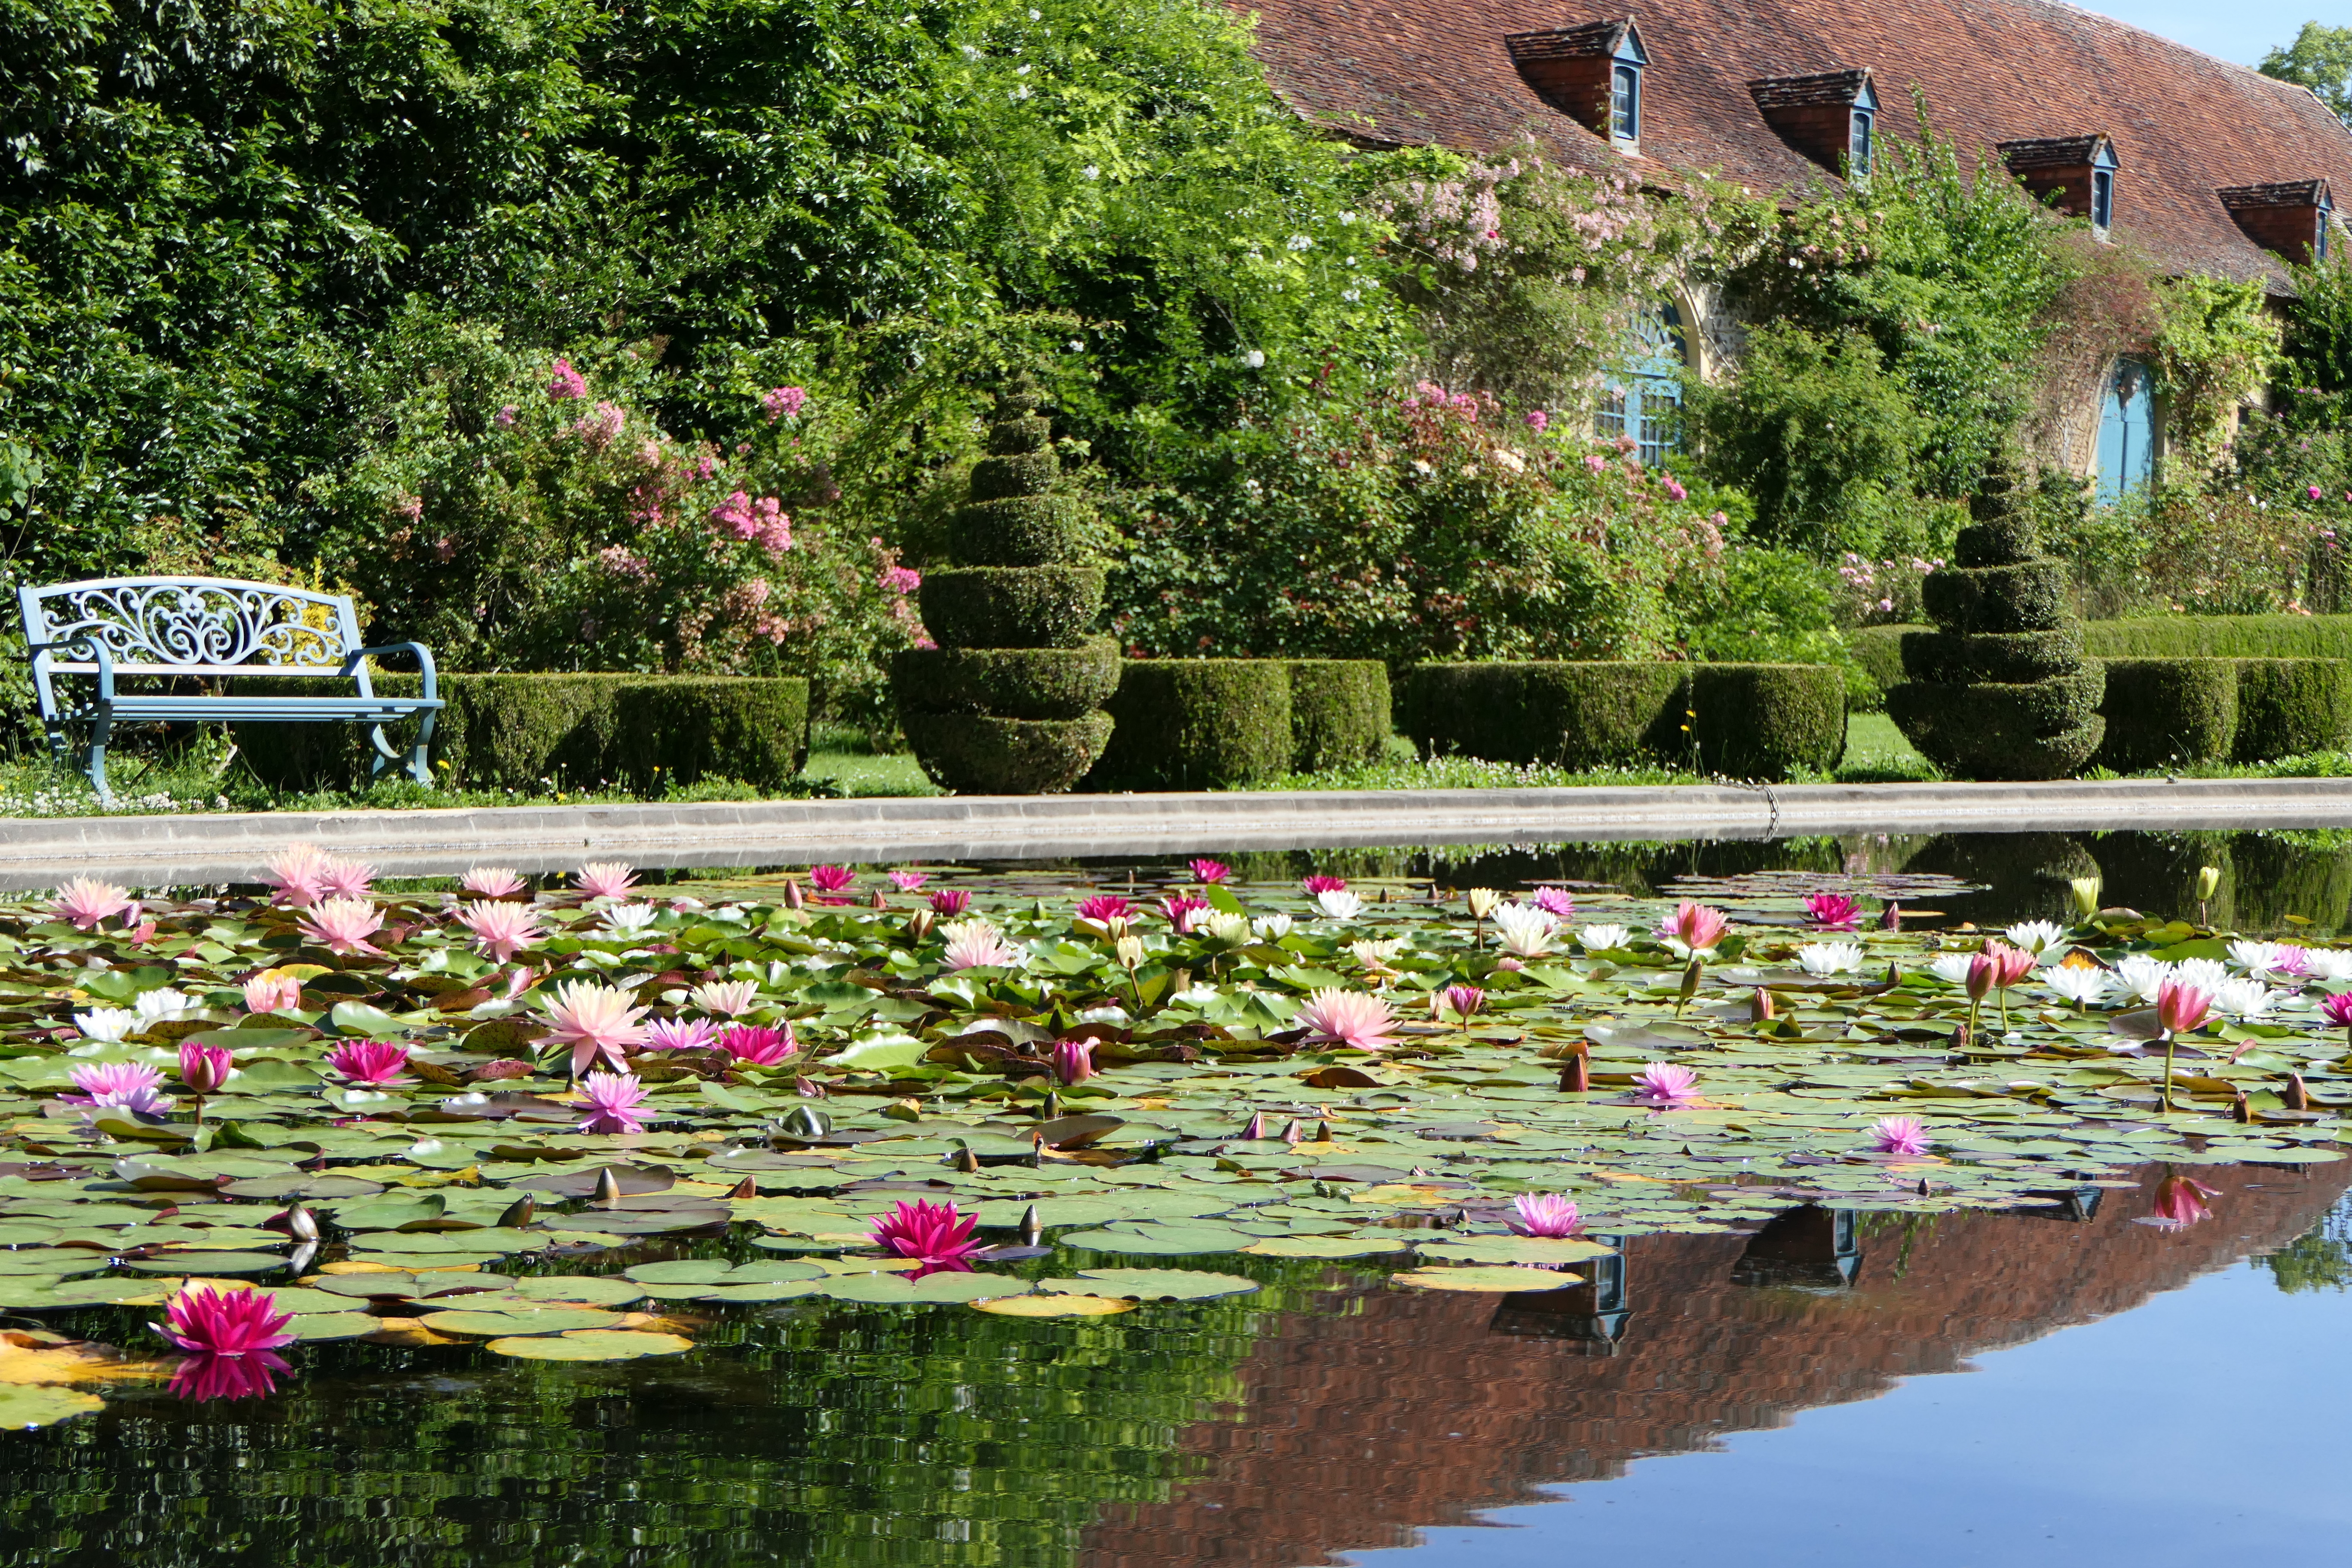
[1749,68,1872,110]
[1997,134,2108,170]
[2217,178,2331,211]
[1240,0,2352,288]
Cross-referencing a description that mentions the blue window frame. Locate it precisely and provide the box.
[1611,63,1640,141]
[2092,168,2114,230]
[2096,358,2154,502]
[1849,110,1873,175]
[1598,304,1686,465]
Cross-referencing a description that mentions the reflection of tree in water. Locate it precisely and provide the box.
[2260,1190,2352,1294]
[2085,830,2352,935]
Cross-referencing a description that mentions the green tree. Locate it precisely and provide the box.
[2260,21,2352,125]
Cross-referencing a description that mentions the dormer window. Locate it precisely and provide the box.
[1506,19,1648,151]
[1999,135,2120,237]
[2217,179,2334,264]
[1749,70,1877,178]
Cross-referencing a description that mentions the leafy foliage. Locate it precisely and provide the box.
[2260,21,2352,125]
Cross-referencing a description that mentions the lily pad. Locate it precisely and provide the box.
[1058,1224,1256,1256]
[419,1306,622,1336]
[969,1294,1133,1317]
[1393,1265,1586,1292]
[1240,1234,1413,1259]
[0,1384,104,1428]
[484,1329,694,1360]
[1041,1268,1259,1300]
[281,1311,383,1341]
[1411,1235,1614,1265]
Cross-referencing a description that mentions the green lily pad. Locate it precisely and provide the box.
[420,1306,623,1336]
[1393,1265,1586,1292]
[1411,1235,1614,1265]
[1042,1268,1259,1300]
[1240,1234,1413,1258]
[0,1384,104,1428]
[281,1310,382,1341]
[124,1252,286,1275]
[1059,1224,1256,1256]
[485,1329,694,1360]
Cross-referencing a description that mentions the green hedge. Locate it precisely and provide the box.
[1286,660,1391,772]
[2236,658,2352,760]
[1083,660,1292,790]
[892,640,1120,720]
[1400,662,1844,780]
[1847,626,1907,712]
[235,672,808,792]
[2082,615,2352,661]
[901,711,1114,794]
[916,566,1106,649]
[2093,660,2240,771]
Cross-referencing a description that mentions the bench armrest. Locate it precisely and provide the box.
[344,642,438,703]
[25,636,115,707]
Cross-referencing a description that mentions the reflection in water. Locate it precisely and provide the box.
[2,1166,2344,1567]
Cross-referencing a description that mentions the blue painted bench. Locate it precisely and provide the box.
[16,576,440,803]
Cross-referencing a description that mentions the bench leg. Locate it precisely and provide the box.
[365,711,439,788]
[83,705,115,806]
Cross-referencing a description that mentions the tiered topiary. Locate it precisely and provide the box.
[1888,461,2104,779]
[895,382,1117,792]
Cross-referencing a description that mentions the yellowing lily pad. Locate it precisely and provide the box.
[484,1329,694,1360]
[1241,1234,1413,1258]
[1393,1265,1584,1292]
[969,1294,1134,1317]
[1041,1268,1259,1301]
[0,1384,104,1427]
[1412,1235,1614,1265]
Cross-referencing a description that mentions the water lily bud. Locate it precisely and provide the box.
[2196,865,2221,901]
[1880,901,1902,931]
[2069,876,2103,921]
[726,1175,756,1199]
[1020,1204,1043,1246]
[1465,888,1502,919]
[784,879,805,910]
[593,1167,624,1207]
[1750,986,1775,1022]
[2285,1072,2311,1110]
[1966,952,1996,1001]
[498,1194,536,1228]
[903,909,935,943]
[1115,935,1146,971]
[1559,1053,1591,1093]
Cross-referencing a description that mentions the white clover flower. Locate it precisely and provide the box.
[1250,913,1294,941]
[1927,953,1978,985]
[1796,942,1864,976]
[1579,923,1629,952]
[2041,966,2108,1006]
[1314,889,1362,921]
[1490,902,1558,958]
[2104,954,2176,1004]
[73,1007,140,1042]
[2004,920,2070,958]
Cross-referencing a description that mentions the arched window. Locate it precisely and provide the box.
[1848,110,1873,176]
[1611,62,1641,142]
[2096,358,2155,502]
[1596,303,1687,465]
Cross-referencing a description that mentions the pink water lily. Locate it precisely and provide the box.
[260,844,333,908]
[1435,984,1485,1022]
[169,1350,289,1402]
[808,865,855,893]
[242,970,304,1014]
[456,899,541,963]
[536,979,650,1077]
[930,888,972,916]
[574,861,638,900]
[52,876,133,931]
[316,858,375,900]
[328,1040,413,1085]
[2323,990,2352,1046]
[297,899,385,956]
[1656,901,1728,954]
[869,1198,983,1278]
[1188,858,1231,885]
[1531,887,1576,919]
[888,869,929,892]
[178,1039,233,1095]
[1803,891,1861,928]
[459,866,527,897]
[2156,979,2212,1035]
[1053,1037,1097,1085]
[1076,894,1133,925]
[2147,1172,2219,1229]
[1161,894,1209,934]
[717,1023,799,1066]
[156,1284,294,1355]
[1871,1115,1932,1156]
[642,1017,720,1052]
[1508,1193,1583,1237]
[942,920,1023,970]
[575,1070,651,1134]
[1633,1062,1700,1106]
[63,1061,171,1115]
[1297,987,1397,1051]
[1300,875,1348,894]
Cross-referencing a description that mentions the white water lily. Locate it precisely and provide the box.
[1927,953,1978,985]
[2211,976,2290,1020]
[1351,937,1406,970]
[72,1007,140,1041]
[133,988,199,1023]
[2004,920,2070,958]
[689,979,761,1016]
[1314,889,1363,921]
[2041,966,2109,1006]
[2104,953,2175,1004]
[1578,923,1629,952]
[2227,939,2283,973]
[2301,948,2352,982]
[1198,911,1251,946]
[1250,914,1294,941]
[603,903,661,933]
[2173,957,2229,992]
[1796,942,1864,976]
[1490,902,1558,958]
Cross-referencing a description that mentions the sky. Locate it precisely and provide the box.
[2073,0,2320,67]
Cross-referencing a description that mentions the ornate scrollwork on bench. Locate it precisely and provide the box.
[25,579,353,670]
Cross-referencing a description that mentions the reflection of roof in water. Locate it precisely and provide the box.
[1079,1163,2349,1568]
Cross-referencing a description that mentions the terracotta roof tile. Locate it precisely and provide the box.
[1241,0,2352,288]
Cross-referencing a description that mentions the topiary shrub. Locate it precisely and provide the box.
[1887,462,2104,778]
[1083,660,1291,790]
[2093,659,2239,771]
[900,712,1115,795]
[900,381,1116,791]
[2234,657,2352,760]
[1847,625,1909,711]
[1690,663,1847,778]
[235,673,808,792]
[1286,660,1391,772]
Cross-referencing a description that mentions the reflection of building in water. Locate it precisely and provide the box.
[1079,1164,2349,1568]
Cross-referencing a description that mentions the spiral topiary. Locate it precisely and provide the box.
[1887,460,2104,779]
[896,382,1116,791]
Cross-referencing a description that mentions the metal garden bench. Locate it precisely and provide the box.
[16,576,440,803]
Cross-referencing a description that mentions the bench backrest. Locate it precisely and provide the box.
[18,578,371,714]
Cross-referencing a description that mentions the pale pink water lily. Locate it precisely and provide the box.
[888,869,929,892]
[536,979,650,1077]
[1508,1193,1583,1237]
[242,969,304,1014]
[1161,894,1209,934]
[1632,1062,1700,1106]
[869,1198,983,1278]
[717,1023,799,1066]
[1053,1037,1097,1085]
[1435,984,1485,1022]
[155,1284,294,1355]
[63,1061,171,1115]
[688,979,761,1016]
[574,862,638,900]
[52,876,133,931]
[1655,901,1728,954]
[297,898,385,956]
[178,1039,233,1095]
[260,844,334,908]
[575,1070,651,1133]
[456,900,541,962]
[2147,1172,2219,1229]
[1296,987,1397,1050]
[2156,979,2212,1035]
[942,920,1023,970]
[642,1017,720,1051]
[1871,1116,1932,1156]
[459,866,528,897]
[316,858,375,900]
[328,1040,413,1085]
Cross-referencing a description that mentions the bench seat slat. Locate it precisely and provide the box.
[41,664,377,678]
[65,698,443,720]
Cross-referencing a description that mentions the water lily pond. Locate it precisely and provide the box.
[2,829,2349,1564]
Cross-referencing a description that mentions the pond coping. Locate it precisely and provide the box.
[2,775,2349,888]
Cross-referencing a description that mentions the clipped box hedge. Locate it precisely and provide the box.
[2093,656,2352,769]
[901,711,1114,794]
[2236,657,2352,760]
[2082,614,2352,662]
[892,639,1121,721]
[235,672,808,792]
[1083,660,1292,790]
[916,566,1105,649]
[1286,659,1391,772]
[1401,662,1844,780]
